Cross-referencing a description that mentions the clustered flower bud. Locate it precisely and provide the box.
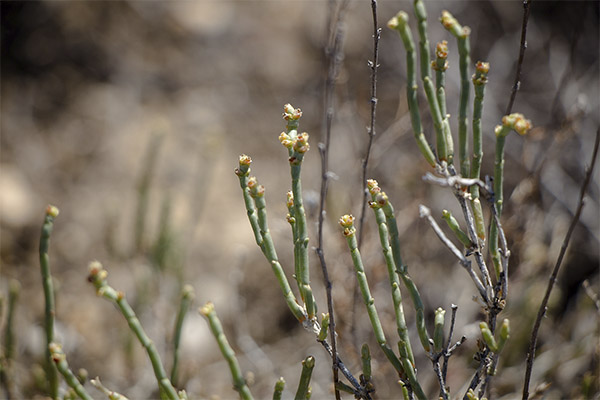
[283,104,302,121]
[495,113,532,137]
[293,132,310,153]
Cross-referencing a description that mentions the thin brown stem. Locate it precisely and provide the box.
[317,2,348,398]
[522,128,599,400]
[505,0,532,115]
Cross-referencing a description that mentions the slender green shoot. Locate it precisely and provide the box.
[366,180,414,364]
[397,340,427,400]
[372,185,432,353]
[470,61,490,243]
[441,10,471,175]
[360,343,371,384]
[387,12,436,167]
[273,377,285,400]
[413,0,431,81]
[294,356,315,400]
[39,204,60,399]
[433,40,454,164]
[489,114,531,276]
[479,319,509,353]
[90,376,130,400]
[1,280,20,399]
[317,313,330,342]
[442,209,473,248]
[199,302,253,400]
[339,215,404,376]
[171,284,195,386]
[48,342,93,400]
[433,308,446,353]
[235,155,306,322]
[281,104,317,320]
[87,261,180,400]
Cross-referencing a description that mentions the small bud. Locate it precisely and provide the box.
[475,61,490,74]
[199,302,214,316]
[247,176,258,189]
[286,191,294,208]
[46,205,60,218]
[283,104,302,121]
[239,154,252,166]
[279,132,294,149]
[339,214,355,228]
[294,132,310,153]
[387,11,409,30]
[436,40,448,59]
[375,192,388,207]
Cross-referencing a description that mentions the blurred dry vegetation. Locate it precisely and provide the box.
[1,1,599,399]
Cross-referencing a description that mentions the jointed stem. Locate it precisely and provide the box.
[49,343,93,400]
[88,262,180,400]
[171,285,195,386]
[294,356,315,400]
[39,205,60,399]
[388,12,436,167]
[235,156,307,322]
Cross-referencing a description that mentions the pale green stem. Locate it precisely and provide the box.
[171,285,195,386]
[39,205,60,399]
[273,377,285,400]
[470,62,489,242]
[88,262,180,400]
[397,340,428,400]
[388,12,436,167]
[369,195,414,364]
[433,308,446,353]
[294,356,315,400]
[49,343,93,400]
[360,344,371,383]
[340,217,404,375]
[380,200,432,353]
[235,159,306,322]
[91,377,130,400]
[442,209,473,248]
[441,11,471,174]
[200,302,253,400]
[489,134,507,278]
[413,0,431,81]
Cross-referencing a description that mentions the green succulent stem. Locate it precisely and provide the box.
[49,343,93,400]
[376,194,432,353]
[423,76,449,162]
[294,356,315,400]
[90,377,130,400]
[171,285,195,386]
[200,302,253,400]
[360,343,372,383]
[368,186,414,365]
[470,62,490,242]
[413,0,431,81]
[87,262,180,400]
[387,12,436,167]
[273,377,285,400]
[489,133,507,277]
[281,105,316,320]
[441,10,472,175]
[339,215,403,376]
[39,205,60,399]
[442,209,473,248]
[235,157,306,322]
[433,308,446,353]
[397,340,428,400]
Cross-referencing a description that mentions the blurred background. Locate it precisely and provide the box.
[1,1,598,398]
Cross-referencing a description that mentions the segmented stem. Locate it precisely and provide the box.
[388,12,436,167]
[200,302,253,400]
[339,215,404,376]
[294,356,315,400]
[39,205,60,399]
[470,62,490,242]
[235,156,306,322]
[88,262,180,400]
[273,377,285,400]
[171,285,194,386]
[49,343,93,400]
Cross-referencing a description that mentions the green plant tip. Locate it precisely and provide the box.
[283,104,302,121]
[199,302,214,316]
[46,204,60,218]
[496,113,532,137]
[387,11,409,30]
